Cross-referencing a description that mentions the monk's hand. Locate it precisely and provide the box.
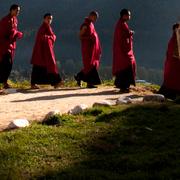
[16,31,23,39]
[92,60,99,69]
[130,30,135,35]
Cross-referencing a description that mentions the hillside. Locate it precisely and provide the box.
[0,0,180,83]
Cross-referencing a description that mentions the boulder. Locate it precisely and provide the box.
[43,110,62,125]
[44,110,61,121]
[116,97,132,105]
[93,100,115,107]
[68,104,88,115]
[8,119,29,129]
[143,94,165,102]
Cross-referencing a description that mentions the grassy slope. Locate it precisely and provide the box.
[0,102,180,179]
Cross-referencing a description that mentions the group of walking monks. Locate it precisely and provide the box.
[0,4,180,99]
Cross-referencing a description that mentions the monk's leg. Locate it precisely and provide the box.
[114,66,135,92]
[48,73,63,88]
[158,85,177,100]
[30,65,45,89]
[85,67,101,88]
[0,53,12,89]
[74,71,84,87]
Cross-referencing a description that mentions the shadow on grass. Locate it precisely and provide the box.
[35,104,180,179]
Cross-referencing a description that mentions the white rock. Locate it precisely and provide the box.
[44,110,61,120]
[93,100,115,107]
[116,97,132,105]
[143,94,165,102]
[8,119,29,129]
[68,104,88,115]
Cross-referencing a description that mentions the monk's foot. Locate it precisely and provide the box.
[74,75,81,87]
[3,83,12,89]
[31,84,40,89]
[87,84,97,89]
[119,88,130,93]
[0,89,7,95]
[115,85,120,89]
[54,81,64,89]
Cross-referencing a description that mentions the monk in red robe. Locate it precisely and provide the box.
[74,11,102,88]
[159,23,180,99]
[0,4,23,89]
[112,9,136,93]
[31,13,62,89]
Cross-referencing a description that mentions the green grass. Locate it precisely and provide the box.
[136,82,160,93]
[0,103,180,179]
[1,79,160,93]
[0,79,89,89]
[10,80,31,89]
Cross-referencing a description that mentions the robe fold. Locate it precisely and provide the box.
[162,32,180,93]
[31,22,58,74]
[80,18,102,74]
[0,14,23,61]
[112,19,136,79]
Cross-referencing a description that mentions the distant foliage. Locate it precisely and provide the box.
[8,63,163,85]
[137,66,163,85]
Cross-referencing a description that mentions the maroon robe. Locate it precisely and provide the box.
[163,32,180,92]
[112,19,136,78]
[31,22,58,74]
[0,14,23,61]
[80,18,102,74]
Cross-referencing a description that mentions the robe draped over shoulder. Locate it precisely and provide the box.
[80,18,101,74]
[163,32,180,91]
[112,19,136,78]
[0,14,23,61]
[31,22,58,74]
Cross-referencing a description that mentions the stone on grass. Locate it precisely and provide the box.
[43,110,62,125]
[116,97,132,105]
[44,110,61,121]
[143,94,165,102]
[93,100,115,107]
[8,119,29,129]
[68,104,88,115]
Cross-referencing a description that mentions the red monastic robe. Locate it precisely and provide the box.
[163,32,180,91]
[0,14,23,61]
[31,22,58,74]
[80,18,102,74]
[112,19,136,77]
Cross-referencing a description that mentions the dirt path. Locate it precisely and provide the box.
[0,87,121,131]
[0,86,152,131]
